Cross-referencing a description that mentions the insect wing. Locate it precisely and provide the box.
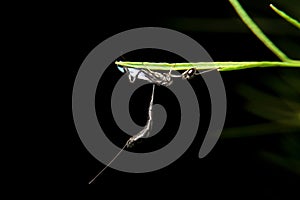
[127,68,151,81]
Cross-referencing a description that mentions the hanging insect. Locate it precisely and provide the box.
[89,63,218,184]
[118,63,218,84]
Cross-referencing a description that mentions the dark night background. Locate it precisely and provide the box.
[19,0,300,198]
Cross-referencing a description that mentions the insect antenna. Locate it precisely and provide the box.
[88,142,127,184]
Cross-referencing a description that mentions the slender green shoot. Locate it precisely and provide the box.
[116,0,300,72]
[115,61,300,72]
[270,4,300,29]
[228,0,291,62]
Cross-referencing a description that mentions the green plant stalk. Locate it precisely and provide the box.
[228,0,292,62]
[115,61,300,71]
[270,4,300,29]
[115,1,300,72]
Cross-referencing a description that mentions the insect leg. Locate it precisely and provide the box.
[127,84,155,146]
[128,68,144,83]
[195,68,219,75]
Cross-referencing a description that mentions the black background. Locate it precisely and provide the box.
[20,0,300,198]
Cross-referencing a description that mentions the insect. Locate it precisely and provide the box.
[88,63,218,184]
[117,63,218,85]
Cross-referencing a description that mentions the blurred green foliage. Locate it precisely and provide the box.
[149,0,300,175]
[223,69,300,175]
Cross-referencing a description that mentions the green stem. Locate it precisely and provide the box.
[116,1,300,72]
[115,61,300,71]
[228,0,292,62]
[270,4,300,29]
